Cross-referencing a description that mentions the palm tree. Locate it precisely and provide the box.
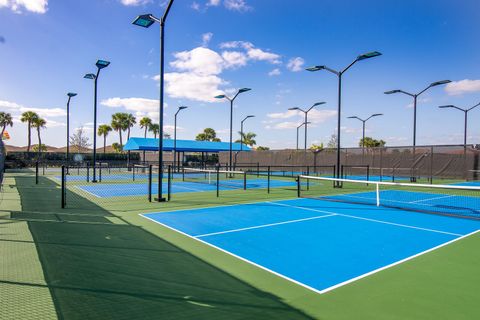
[111,113,129,147]
[235,132,257,147]
[139,117,152,138]
[126,113,136,141]
[98,124,112,153]
[31,117,46,158]
[0,112,13,137]
[20,111,39,152]
[149,123,160,139]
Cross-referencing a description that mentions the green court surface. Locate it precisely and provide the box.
[1,171,480,319]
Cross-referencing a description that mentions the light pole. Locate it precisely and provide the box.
[296,122,310,150]
[289,102,325,151]
[306,51,382,185]
[215,88,252,171]
[133,0,175,201]
[439,103,480,176]
[240,115,255,151]
[385,80,451,181]
[66,92,77,168]
[347,113,383,158]
[84,60,110,183]
[174,106,188,172]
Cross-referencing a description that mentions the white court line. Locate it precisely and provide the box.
[75,185,102,199]
[409,194,456,204]
[195,214,337,238]
[318,229,480,294]
[268,201,463,237]
[141,214,324,295]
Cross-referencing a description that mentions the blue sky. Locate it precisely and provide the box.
[1,0,480,149]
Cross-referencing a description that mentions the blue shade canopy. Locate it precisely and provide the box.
[124,138,251,152]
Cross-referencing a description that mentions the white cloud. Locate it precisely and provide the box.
[0,100,66,118]
[170,47,224,76]
[220,41,281,64]
[268,68,281,76]
[207,0,220,6]
[287,57,305,72]
[267,109,301,119]
[164,125,185,134]
[224,0,251,12]
[120,0,151,6]
[222,51,248,69]
[0,0,48,13]
[266,109,337,130]
[445,79,480,96]
[164,72,225,102]
[101,97,160,114]
[191,1,201,10]
[201,32,213,47]
[266,121,302,130]
[307,109,337,123]
[44,118,66,128]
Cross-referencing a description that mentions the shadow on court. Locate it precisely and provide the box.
[11,175,314,319]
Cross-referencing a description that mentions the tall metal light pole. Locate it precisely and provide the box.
[439,103,480,176]
[84,60,110,183]
[66,92,77,168]
[174,106,188,172]
[133,0,175,201]
[385,80,451,181]
[347,113,383,157]
[240,115,255,151]
[296,122,310,150]
[289,102,325,151]
[215,88,252,171]
[306,51,382,186]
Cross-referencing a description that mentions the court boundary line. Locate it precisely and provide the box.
[140,214,324,295]
[141,204,479,296]
[267,201,463,237]
[195,213,337,238]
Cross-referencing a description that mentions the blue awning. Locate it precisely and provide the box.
[123,137,251,152]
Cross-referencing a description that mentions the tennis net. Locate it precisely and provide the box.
[182,168,247,190]
[298,175,480,219]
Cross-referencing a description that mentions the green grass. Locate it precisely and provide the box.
[1,171,480,319]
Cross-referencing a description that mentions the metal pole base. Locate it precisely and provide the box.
[154,197,167,202]
[410,177,417,183]
[92,180,98,183]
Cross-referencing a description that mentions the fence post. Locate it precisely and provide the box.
[167,165,172,201]
[243,171,247,190]
[86,163,90,182]
[267,166,271,194]
[35,161,39,185]
[297,176,301,198]
[61,165,65,208]
[430,146,434,184]
[216,166,220,197]
[148,165,152,202]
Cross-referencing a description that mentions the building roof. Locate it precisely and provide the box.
[123,137,251,152]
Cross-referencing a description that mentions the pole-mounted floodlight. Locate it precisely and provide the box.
[240,115,255,151]
[84,59,110,183]
[347,113,383,158]
[439,103,480,178]
[66,93,77,171]
[132,0,175,202]
[174,106,188,172]
[289,102,326,151]
[385,79,451,182]
[215,88,252,171]
[306,51,381,185]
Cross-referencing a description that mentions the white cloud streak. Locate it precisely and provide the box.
[287,57,305,72]
[445,79,480,96]
[0,0,48,13]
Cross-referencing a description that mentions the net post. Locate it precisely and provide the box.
[243,171,247,190]
[306,166,310,191]
[61,165,66,208]
[167,165,172,201]
[267,166,271,194]
[148,165,152,202]
[216,166,220,197]
[297,176,301,198]
[35,161,39,185]
[376,183,380,207]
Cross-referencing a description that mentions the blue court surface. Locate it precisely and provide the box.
[342,175,410,181]
[76,178,298,198]
[142,197,480,293]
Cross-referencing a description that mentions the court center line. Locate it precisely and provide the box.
[195,213,337,238]
[268,201,464,237]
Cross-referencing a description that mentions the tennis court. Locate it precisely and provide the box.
[143,196,480,294]
[76,178,298,198]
